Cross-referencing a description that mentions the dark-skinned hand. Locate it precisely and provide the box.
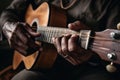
[3,22,41,56]
[52,21,93,65]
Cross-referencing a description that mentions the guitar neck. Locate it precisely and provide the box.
[36,26,91,49]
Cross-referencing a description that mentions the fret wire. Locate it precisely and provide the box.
[46,30,48,42]
[48,29,51,43]
[47,29,50,42]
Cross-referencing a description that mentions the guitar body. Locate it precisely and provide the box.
[13,2,67,70]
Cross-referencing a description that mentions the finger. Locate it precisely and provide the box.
[10,35,28,55]
[26,38,40,53]
[61,34,71,54]
[52,37,62,53]
[10,30,28,49]
[68,21,81,31]
[68,21,89,31]
[68,34,79,52]
[11,31,40,56]
[13,26,29,44]
[68,34,86,55]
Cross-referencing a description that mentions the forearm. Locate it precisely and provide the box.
[0,0,31,40]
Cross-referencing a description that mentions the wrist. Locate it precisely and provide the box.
[2,22,17,44]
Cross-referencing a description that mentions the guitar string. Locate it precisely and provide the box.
[37,27,120,43]
[45,31,120,43]
[89,36,120,43]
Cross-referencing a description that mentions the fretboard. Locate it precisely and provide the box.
[36,26,91,49]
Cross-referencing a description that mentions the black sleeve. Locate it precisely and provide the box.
[66,0,120,31]
[89,0,120,30]
[0,0,56,40]
[87,0,120,30]
[0,0,31,27]
[106,0,120,29]
[0,0,32,40]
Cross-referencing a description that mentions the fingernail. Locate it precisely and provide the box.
[52,37,55,41]
[68,23,72,28]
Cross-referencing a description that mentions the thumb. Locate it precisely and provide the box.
[68,21,89,31]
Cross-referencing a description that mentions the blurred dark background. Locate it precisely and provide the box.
[0,0,12,13]
[0,0,14,70]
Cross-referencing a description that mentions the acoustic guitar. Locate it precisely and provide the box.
[13,2,120,70]
[13,2,73,70]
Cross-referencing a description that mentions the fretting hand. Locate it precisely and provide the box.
[52,21,93,65]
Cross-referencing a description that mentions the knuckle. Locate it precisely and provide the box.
[68,46,76,52]
[62,47,67,53]
[57,48,62,53]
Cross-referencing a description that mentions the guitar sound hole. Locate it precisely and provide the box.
[31,22,37,32]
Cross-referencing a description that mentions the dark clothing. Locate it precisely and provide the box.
[11,62,120,80]
[0,0,120,31]
[0,0,120,80]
